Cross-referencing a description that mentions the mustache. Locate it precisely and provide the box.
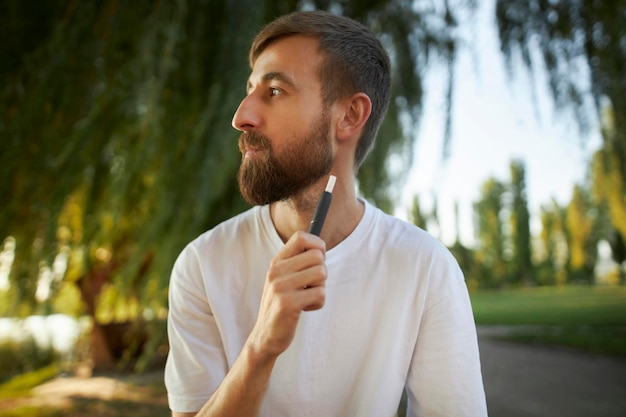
[238,131,272,153]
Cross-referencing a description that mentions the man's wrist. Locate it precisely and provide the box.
[243,338,280,371]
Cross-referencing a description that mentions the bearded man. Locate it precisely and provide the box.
[165,10,487,417]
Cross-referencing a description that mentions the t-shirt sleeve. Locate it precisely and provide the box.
[405,251,488,417]
[164,243,228,413]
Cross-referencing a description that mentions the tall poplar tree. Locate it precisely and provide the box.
[473,177,507,288]
[537,200,568,285]
[509,159,533,285]
[565,184,598,284]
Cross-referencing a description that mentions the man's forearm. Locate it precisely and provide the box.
[193,342,277,417]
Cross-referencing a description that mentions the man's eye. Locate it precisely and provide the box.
[269,87,281,97]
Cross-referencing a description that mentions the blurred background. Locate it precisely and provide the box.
[1,0,624,416]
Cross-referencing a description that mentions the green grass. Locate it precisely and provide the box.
[470,285,626,325]
[0,369,169,417]
[0,365,60,398]
[470,285,626,356]
[0,399,170,417]
[502,326,626,357]
[0,365,65,417]
[0,407,64,417]
[24,397,170,417]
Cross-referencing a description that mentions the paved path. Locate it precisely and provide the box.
[478,326,626,417]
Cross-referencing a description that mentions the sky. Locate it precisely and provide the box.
[397,0,602,246]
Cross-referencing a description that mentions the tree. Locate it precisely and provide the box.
[508,159,533,285]
[408,194,427,229]
[495,0,626,284]
[0,0,477,368]
[495,0,626,191]
[447,202,478,290]
[565,184,598,284]
[473,177,507,288]
[591,104,626,281]
[536,200,568,286]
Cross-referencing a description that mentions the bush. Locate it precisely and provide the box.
[0,337,59,384]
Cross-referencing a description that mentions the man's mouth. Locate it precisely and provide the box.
[239,132,270,158]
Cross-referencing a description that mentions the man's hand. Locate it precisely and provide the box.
[248,231,327,359]
[187,231,327,417]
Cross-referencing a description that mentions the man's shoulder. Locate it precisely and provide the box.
[368,204,455,264]
[369,204,436,244]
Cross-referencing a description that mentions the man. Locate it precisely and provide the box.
[165,10,487,417]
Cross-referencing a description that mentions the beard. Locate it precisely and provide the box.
[237,111,333,206]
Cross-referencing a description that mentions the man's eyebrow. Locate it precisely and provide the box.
[263,71,295,86]
[247,71,296,91]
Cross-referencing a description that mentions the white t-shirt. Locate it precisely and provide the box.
[165,200,487,416]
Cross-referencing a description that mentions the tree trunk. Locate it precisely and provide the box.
[77,261,117,371]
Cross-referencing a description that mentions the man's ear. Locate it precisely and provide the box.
[336,93,372,141]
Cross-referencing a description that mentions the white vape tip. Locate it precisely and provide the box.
[326,175,337,193]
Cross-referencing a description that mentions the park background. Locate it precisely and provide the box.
[1,0,625,416]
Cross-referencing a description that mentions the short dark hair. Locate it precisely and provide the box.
[250,10,391,170]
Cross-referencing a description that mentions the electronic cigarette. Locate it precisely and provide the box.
[308,175,336,236]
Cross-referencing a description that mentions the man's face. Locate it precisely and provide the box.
[237,110,332,205]
[232,35,334,205]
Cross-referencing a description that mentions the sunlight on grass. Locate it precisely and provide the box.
[470,286,626,326]
[0,365,60,398]
[0,369,170,417]
[471,286,626,357]
[0,407,63,417]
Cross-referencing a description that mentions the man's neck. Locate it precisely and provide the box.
[269,175,364,250]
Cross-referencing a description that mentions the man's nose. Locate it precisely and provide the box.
[232,94,260,132]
